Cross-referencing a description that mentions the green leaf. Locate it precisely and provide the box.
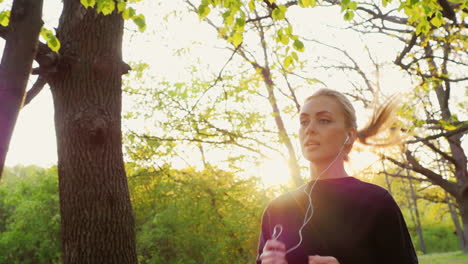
[123,7,136,20]
[430,11,443,27]
[293,39,304,52]
[298,0,309,7]
[97,0,116,15]
[40,28,61,53]
[198,4,211,19]
[276,29,289,45]
[117,2,126,13]
[341,0,350,11]
[348,1,357,10]
[229,31,243,47]
[0,11,9,27]
[272,5,287,20]
[80,0,96,8]
[283,55,293,69]
[416,20,429,35]
[285,25,293,36]
[344,10,354,20]
[223,10,234,25]
[439,120,459,130]
[248,0,256,11]
[235,17,245,29]
[382,0,392,7]
[291,51,298,61]
[132,14,146,32]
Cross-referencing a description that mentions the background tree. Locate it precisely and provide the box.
[0,0,43,175]
[0,0,147,262]
[343,0,468,250]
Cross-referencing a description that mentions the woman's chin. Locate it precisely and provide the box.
[303,153,337,164]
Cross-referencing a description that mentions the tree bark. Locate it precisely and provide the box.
[0,0,43,176]
[446,191,464,251]
[459,194,468,253]
[406,168,426,254]
[48,1,137,263]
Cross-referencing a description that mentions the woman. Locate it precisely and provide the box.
[257,89,418,264]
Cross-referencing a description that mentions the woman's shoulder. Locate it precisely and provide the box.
[346,177,400,211]
[265,183,309,211]
[349,177,391,195]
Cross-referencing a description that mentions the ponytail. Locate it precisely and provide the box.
[357,95,401,146]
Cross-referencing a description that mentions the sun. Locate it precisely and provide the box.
[258,156,291,187]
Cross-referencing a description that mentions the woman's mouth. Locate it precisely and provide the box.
[304,141,320,150]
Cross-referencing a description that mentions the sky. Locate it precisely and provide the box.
[2,0,466,186]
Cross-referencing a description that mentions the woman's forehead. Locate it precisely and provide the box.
[300,96,342,115]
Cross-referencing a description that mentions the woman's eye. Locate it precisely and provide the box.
[319,119,330,124]
[300,120,309,126]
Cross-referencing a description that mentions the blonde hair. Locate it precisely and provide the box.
[304,88,400,147]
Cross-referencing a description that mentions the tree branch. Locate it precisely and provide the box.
[23,75,48,106]
[384,172,432,183]
[415,136,458,165]
[383,153,458,197]
[406,123,468,144]
[394,33,418,68]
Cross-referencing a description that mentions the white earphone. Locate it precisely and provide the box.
[344,135,350,144]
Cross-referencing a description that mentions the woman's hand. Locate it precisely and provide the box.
[260,239,288,264]
[308,255,340,264]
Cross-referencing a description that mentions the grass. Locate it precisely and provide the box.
[418,251,468,264]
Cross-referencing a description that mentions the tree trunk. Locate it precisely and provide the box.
[446,192,464,251]
[0,0,43,176]
[48,1,137,263]
[459,194,468,253]
[263,70,302,187]
[406,169,426,254]
[380,159,392,194]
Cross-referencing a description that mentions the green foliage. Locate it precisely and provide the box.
[419,251,468,264]
[40,28,60,53]
[132,14,147,32]
[413,225,459,253]
[0,166,61,264]
[340,0,357,20]
[123,62,276,171]
[127,164,272,264]
[0,10,9,27]
[271,5,287,20]
[79,0,147,32]
[298,0,317,8]
[80,0,96,8]
[97,0,116,15]
[293,39,304,52]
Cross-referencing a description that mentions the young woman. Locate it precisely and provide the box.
[257,89,418,264]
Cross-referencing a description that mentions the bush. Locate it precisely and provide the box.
[0,166,61,264]
[410,224,459,254]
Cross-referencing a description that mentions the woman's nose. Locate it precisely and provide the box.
[305,121,317,134]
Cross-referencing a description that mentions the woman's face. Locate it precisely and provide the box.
[299,96,351,164]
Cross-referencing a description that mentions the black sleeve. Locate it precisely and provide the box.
[256,207,272,264]
[373,192,419,264]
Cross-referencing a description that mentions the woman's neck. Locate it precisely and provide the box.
[309,160,349,180]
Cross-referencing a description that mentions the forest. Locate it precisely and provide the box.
[0,0,467,263]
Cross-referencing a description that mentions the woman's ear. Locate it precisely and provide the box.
[346,128,357,145]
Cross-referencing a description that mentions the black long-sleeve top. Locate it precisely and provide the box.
[257,176,418,264]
